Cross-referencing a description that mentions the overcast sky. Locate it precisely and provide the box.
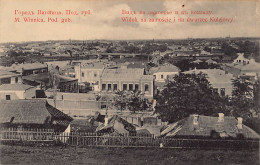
[0,0,259,43]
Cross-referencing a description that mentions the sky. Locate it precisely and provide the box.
[0,0,259,43]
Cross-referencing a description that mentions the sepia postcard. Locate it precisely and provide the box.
[0,0,259,164]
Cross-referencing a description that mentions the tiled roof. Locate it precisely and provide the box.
[0,83,34,91]
[0,99,73,125]
[162,115,259,139]
[101,68,144,81]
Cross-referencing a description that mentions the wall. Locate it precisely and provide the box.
[24,87,36,99]
[153,72,178,82]
[75,66,103,84]
[0,91,24,100]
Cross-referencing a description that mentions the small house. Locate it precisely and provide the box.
[96,115,136,135]
[161,114,259,139]
[0,99,73,132]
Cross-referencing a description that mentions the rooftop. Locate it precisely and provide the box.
[184,69,234,84]
[0,70,21,79]
[10,63,48,71]
[80,62,104,69]
[150,63,180,74]
[161,115,259,139]
[0,83,35,91]
[0,99,73,125]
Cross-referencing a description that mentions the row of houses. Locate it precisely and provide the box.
[0,99,259,140]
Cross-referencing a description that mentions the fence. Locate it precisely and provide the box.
[0,128,259,149]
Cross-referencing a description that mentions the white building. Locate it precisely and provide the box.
[75,62,104,84]
[0,84,36,100]
[150,63,180,83]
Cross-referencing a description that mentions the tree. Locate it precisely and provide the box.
[113,91,129,113]
[155,73,229,123]
[114,90,151,113]
[127,91,143,113]
[230,77,258,119]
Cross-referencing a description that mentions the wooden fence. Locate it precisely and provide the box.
[0,128,259,149]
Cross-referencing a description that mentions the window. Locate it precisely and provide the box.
[153,75,156,79]
[220,88,225,96]
[145,84,149,92]
[113,84,118,91]
[94,72,97,77]
[213,88,218,93]
[135,84,139,91]
[101,104,107,109]
[15,77,18,83]
[129,84,133,91]
[108,84,112,91]
[123,84,127,90]
[161,75,164,79]
[6,95,10,100]
[81,72,84,77]
[1,78,11,84]
[102,84,106,90]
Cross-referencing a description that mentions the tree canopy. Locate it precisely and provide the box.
[155,73,229,123]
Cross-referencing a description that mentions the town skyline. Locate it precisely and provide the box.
[1,0,259,43]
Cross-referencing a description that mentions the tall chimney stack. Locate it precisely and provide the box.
[237,117,243,129]
[193,114,199,125]
[218,113,224,122]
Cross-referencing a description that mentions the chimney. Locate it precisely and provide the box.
[237,117,243,129]
[104,114,109,126]
[193,114,199,125]
[218,113,224,122]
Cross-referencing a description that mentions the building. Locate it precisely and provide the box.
[0,70,22,85]
[0,84,36,100]
[0,99,73,132]
[9,62,48,76]
[184,69,234,96]
[223,54,260,81]
[55,74,78,93]
[75,62,104,84]
[96,115,136,135]
[150,63,180,83]
[161,114,259,139]
[100,68,153,99]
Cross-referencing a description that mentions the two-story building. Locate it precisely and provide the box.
[150,63,180,83]
[75,62,104,85]
[100,68,154,100]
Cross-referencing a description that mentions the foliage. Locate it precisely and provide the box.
[171,60,220,72]
[114,90,151,113]
[113,91,129,113]
[155,73,229,123]
[221,42,237,58]
[230,77,259,119]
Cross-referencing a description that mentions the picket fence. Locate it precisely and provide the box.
[0,128,259,149]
